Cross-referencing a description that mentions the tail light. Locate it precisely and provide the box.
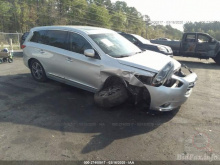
[21,45,26,49]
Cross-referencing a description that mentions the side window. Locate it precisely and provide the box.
[30,30,47,43]
[121,34,137,43]
[45,30,68,49]
[198,34,210,43]
[185,34,196,42]
[68,32,92,54]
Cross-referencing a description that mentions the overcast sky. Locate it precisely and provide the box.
[111,0,220,31]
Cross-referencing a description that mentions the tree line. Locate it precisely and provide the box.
[5,0,220,40]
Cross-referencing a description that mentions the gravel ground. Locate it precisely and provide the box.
[0,52,220,163]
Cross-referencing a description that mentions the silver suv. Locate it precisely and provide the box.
[23,26,197,111]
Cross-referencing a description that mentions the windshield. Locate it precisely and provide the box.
[89,33,141,58]
[132,34,150,44]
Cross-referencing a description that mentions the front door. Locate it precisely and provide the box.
[64,32,101,92]
[195,34,218,58]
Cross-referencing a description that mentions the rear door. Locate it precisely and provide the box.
[180,34,197,56]
[43,30,70,80]
[29,30,69,81]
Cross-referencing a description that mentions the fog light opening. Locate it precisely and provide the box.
[160,103,171,108]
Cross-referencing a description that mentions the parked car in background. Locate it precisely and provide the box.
[22,26,197,111]
[151,32,220,65]
[20,32,29,49]
[118,32,173,57]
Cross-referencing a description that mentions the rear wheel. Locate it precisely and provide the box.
[30,59,47,82]
[94,84,128,108]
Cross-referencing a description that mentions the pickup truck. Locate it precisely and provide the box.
[150,32,220,65]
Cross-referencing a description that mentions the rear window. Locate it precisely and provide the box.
[30,30,68,50]
[46,30,68,49]
[185,34,196,42]
[21,32,29,40]
[30,30,48,44]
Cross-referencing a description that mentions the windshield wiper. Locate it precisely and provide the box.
[117,51,143,58]
[117,55,130,58]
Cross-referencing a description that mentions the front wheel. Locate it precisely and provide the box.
[213,55,220,65]
[30,59,47,82]
[8,58,13,63]
[94,84,128,108]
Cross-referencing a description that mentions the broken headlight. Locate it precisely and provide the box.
[152,62,174,87]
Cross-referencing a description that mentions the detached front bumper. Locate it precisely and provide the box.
[146,68,197,111]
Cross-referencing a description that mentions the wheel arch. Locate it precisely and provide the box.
[28,58,48,82]
[100,75,152,107]
[28,58,36,69]
[101,76,128,90]
[28,58,45,70]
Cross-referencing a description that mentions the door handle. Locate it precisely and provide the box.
[66,57,73,62]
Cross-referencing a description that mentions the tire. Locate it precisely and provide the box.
[213,55,220,65]
[8,58,13,63]
[3,58,7,62]
[94,84,128,108]
[30,59,47,82]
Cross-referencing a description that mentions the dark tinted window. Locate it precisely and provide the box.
[46,30,68,49]
[30,30,68,50]
[20,32,30,46]
[185,34,196,42]
[120,34,137,43]
[68,33,92,54]
[21,32,29,40]
[30,30,47,44]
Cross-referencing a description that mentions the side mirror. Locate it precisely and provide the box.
[211,38,216,43]
[84,49,95,58]
[133,40,138,45]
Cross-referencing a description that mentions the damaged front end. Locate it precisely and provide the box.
[98,66,155,108]
[97,61,197,111]
[146,64,197,111]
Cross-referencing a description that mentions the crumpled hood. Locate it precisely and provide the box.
[117,50,181,73]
